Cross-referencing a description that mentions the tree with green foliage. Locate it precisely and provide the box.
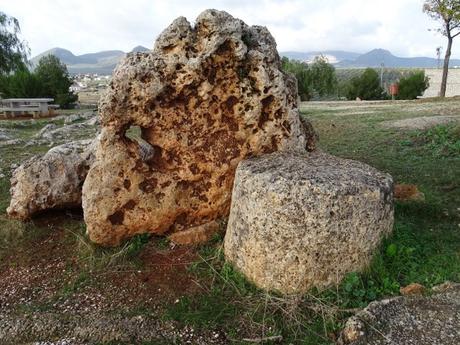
[34,55,77,108]
[345,68,385,100]
[310,56,337,98]
[424,0,460,97]
[281,56,337,101]
[397,71,430,100]
[0,12,29,76]
[281,57,312,100]
[1,69,43,98]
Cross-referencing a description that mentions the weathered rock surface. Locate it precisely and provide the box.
[224,151,394,294]
[7,139,97,220]
[35,122,98,142]
[0,129,13,141]
[341,283,460,345]
[0,139,22,147]
[34,123,58,139]
[84,115,100,127]
[169,220,220,245]
[82,9,315,246]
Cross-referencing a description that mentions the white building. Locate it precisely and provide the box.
[423,68,460,97]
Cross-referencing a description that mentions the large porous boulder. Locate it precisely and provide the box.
[7,139,97,220]
[82,9,316,246]
[224,152,393,294]
[340,282,460,345]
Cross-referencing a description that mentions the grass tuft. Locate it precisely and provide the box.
[71,225,151,271]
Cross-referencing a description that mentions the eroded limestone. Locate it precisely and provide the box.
[82,10,315,246]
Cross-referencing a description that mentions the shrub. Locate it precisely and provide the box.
[397,71,429,100]
[345,68,385,100]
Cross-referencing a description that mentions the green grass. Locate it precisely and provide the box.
[0,100,459,343]
[166,240,340,344]
[412,124,460,157]
[164,100,460,343]
[71,223,151,271]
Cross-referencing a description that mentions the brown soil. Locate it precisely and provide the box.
[0,209,201,315]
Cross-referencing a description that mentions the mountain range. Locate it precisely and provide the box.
[281,48,460,68]
[31,46,150,75]
[31,47,460,75]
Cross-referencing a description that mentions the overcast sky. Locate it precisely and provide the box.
[2,0,458,59]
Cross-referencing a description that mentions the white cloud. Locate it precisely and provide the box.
[1,0,457,59]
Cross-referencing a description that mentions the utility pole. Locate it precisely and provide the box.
[380,62,384,88]
[436,46,442,69]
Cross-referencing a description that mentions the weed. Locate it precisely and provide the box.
[72,226,151,271]
[0,216,25,251]
[166,245,337,344]
[59,271,91,298]
[0,214,51,259]
[414,124,460,157]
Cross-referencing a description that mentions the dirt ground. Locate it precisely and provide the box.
[1,98,459,344]
[0,210,228,344]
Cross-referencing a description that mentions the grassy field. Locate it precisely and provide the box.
[169,98,460,343]
[0,99,459,344]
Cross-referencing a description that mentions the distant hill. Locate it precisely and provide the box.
[31,46,150,75]
[281,50,361,64]
[281,48,460,68]
[33,46,460,75]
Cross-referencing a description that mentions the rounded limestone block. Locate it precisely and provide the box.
[224,151,394,294]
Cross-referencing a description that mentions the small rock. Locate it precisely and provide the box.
[341,318,365,343]
[0,139,23,147]
[400,282,426,296]
[340,284,460,345]
[0,129,13,141]
[169,221,220,245]
[34,124,58,139]
[7,138,98,220]
[394,184,425,201]
[64,114,83,124]
[432,281,458,293]
[84,116,99,126]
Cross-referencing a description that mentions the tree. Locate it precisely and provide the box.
[281,56,337,101]
[424,0,460,97]
[309,56,338,98]
[397,71,430,100]
[345,68,385,100]
[282,57,312,100]
[34,55,77,108]
[1,69,43,98]
[0,12,29,75]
